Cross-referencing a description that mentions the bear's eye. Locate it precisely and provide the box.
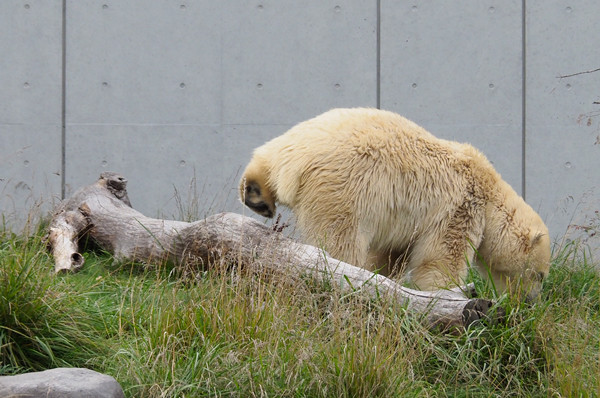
[246,184,260,196]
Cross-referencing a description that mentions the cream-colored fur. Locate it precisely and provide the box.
[240,108,551,297]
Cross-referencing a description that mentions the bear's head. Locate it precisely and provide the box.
[476,183,553,301]
[523,231,552,300]
[239,157,277,218]
[479,225,551,301]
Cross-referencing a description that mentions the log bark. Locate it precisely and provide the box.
[48,172,498,330]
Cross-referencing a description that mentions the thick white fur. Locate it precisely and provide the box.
[240,108,551,296]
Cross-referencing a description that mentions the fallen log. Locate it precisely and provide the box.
[48,172,498,330]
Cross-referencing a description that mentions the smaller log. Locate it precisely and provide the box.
[47,209,89,273]
[47,172,499,330]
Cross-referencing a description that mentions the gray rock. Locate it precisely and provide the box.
[0,367,125,398]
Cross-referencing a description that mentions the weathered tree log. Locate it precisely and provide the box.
[48,172,497,330]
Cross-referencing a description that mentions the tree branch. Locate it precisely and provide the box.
[47,172,500,330]
[557,67,600,79]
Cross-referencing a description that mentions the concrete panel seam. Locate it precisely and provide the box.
[376,0,381,109]
[61,0,67,199]
[521,0,527,200]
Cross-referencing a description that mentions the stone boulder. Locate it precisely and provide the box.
[0,367,125,398]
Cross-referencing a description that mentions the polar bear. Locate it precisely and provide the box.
[240,108,551,298]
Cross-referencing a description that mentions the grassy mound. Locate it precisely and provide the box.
[1,224,598,397]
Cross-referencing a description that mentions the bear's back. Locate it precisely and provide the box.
[256,107,500,217]
[274,108,485,177]
[285,107,435,146]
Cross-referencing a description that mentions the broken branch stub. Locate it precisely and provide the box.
[47,172,498,330]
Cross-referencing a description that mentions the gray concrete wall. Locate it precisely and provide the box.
[1,1,63,227]
[1,1,598,253]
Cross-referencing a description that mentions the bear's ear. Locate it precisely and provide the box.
[521,230,545,253]
[531,232,545,247]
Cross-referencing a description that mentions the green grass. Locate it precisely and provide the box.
[0,227,105,374]
[1,224,599,397]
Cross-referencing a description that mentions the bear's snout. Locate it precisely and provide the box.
[245,198,274,218]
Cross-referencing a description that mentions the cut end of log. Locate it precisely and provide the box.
[55,252,85,274]
[462,298,505,327]
[70,252,85,269]
[99,172,132,207]
[48,208,91,273]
